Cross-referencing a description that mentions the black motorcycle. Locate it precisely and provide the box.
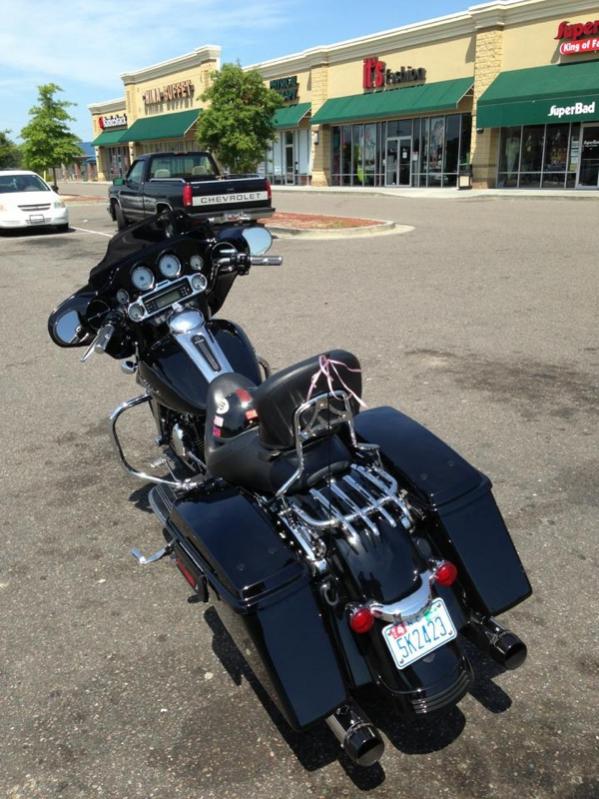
[48,211,532,768]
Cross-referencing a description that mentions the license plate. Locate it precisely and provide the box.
[29,214,45,224]
[382,598,457,670]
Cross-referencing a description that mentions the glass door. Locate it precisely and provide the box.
[577,125,599,187]
[398,137,412,186]
[385,138,399,185]
[284,131,295,184]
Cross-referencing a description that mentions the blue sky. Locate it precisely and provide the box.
[2,0,489,142]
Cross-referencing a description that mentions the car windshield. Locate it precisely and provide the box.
[0,174,50,193]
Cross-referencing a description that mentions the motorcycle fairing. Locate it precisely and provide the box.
[166,488,348,729]
[354,407,532,617]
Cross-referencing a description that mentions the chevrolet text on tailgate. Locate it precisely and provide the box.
[108,151,273,229]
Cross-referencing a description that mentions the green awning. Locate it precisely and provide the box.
[311,77,473,125]
[273,102,311,128]
[122,109,200,143]
[91,128,128,147]
[477,63,599,128]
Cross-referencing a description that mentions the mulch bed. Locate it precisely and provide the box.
[265,211,380,229]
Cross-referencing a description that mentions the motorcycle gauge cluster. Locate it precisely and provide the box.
[116,289,129,306]
[158,253,181,278]
[131,265,154,291]
[189,254,204,271]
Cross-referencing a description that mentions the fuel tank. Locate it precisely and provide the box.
[138,319,261,415]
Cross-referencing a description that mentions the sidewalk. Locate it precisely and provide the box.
[59,180,599,202]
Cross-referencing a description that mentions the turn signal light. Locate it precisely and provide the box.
[349,607,375,634]
[265,178,272,203]
[433,561,458,587]
[182,183,193,207]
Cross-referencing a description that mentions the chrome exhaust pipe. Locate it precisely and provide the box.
[325,701,384,767]
[464,615,527,671]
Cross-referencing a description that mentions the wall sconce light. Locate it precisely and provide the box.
[312,130,320,145]
[476,128,484,134]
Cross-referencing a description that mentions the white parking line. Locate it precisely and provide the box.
[71,226,113,238]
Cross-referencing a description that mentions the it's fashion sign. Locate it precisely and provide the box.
[363,57,426,90]
[555,19,599,56]
[99,113,127,129]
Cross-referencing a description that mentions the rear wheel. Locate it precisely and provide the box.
[113,201,128,230]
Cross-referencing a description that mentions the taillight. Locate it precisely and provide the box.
[348,606,375,634]
[265,178,272,203]
[175,559,196,588]
[433,561,458,587]
[182,183,193,207]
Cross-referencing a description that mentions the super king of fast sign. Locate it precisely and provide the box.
[556,18,599,55]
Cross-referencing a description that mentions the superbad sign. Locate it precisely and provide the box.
[556,18,599,55]
[548,101,596,119]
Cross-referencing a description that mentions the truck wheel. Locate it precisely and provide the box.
[114,202,128,230]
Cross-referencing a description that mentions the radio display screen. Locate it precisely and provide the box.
[143,282,190,313]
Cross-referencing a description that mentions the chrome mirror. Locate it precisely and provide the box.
[242,226,272,255]
[53,309,83,345]
[48,292,95,348]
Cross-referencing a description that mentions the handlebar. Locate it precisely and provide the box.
[81,322,115,363]
[216,252,283,273]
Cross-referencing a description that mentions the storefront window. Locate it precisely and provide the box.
[331,113,471,188]
[444,114,460,187]
[427,117,445,186]
[498,127,522,187]
[496,122,594,189]
[542,124,569,188]
[519,125,544,187]
[364,124,377,186]
[341,126,352,186]
[352,125,363,185]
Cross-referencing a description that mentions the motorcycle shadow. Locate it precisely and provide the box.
[204,607,387,789]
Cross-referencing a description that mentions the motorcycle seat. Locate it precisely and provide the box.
[204,350,361,494]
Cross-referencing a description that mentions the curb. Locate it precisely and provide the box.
[269,220,413,239]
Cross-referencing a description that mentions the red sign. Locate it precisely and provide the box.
[362,57,426,90]
[99,113,127,129]
[560,38,599,56]
[556,20,599,40]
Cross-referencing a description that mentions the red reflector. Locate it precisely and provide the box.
[182,183,193,207]
[434,561,458,587]
[349,607,374,634]
[245,409,258,421]
[265,178,272,202]
[176,559,196,589]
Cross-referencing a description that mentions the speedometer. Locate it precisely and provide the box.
[158,253,181,278]
[131,265,154,291]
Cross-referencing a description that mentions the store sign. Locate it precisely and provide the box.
[270,76,298,102]
[548,101,596,118]
[99,113,127,129]
[143,80,194,105]
[363,58,426,90]
[555,19,599,56]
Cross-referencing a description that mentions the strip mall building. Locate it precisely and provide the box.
[89,0,599,190]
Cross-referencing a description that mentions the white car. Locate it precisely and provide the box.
[0,170,69,232]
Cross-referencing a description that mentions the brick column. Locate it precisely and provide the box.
[472,26,504,188]
[310,59,330,186]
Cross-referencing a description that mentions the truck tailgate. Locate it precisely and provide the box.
[191,177,271,215]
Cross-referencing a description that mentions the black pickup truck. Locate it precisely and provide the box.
[108,151,273,229]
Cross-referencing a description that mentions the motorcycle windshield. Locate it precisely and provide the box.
[88,211,195,289]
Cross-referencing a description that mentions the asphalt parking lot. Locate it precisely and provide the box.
[1,193,598,799]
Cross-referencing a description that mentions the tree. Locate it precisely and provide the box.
[0,130,21,169]
[20,83,83,186]
[196,64,283,173]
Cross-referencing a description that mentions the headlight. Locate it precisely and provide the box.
[53,200,65,209]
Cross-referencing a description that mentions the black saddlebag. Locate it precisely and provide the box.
[355,407,532,617]
[166,487,347,729]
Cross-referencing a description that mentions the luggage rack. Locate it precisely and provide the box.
[287,462,414,549]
